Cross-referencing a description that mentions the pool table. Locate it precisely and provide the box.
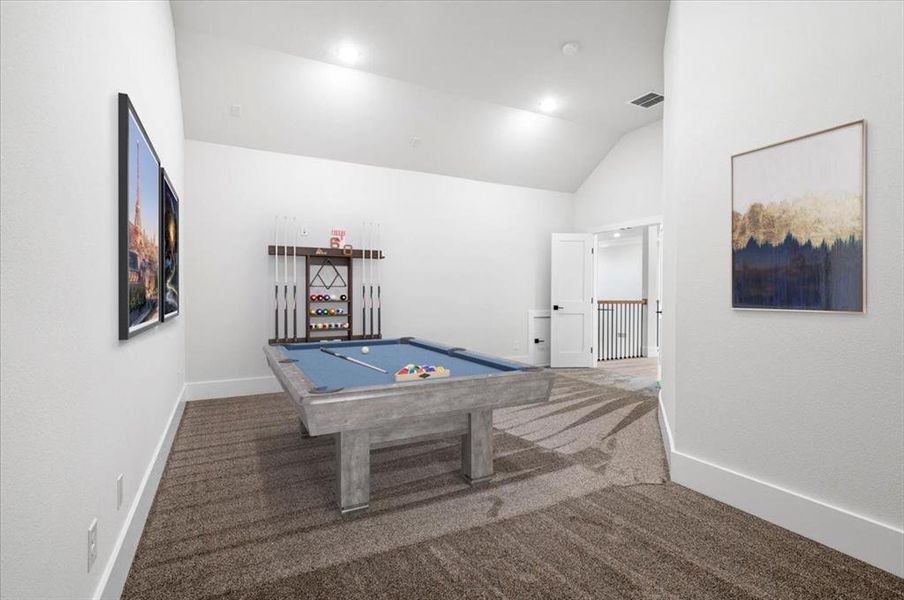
[263,337,554,513]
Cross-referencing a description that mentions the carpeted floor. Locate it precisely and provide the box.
[122,369,903,599]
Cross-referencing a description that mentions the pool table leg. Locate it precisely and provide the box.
[336,430,370,514]
[299,418,310,439]
[462,409,494,485]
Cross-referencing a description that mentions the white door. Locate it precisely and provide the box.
[550,233,596,368]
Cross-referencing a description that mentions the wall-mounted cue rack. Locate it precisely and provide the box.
[267,245,385,345]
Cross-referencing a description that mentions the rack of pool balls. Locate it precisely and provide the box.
[309,307,347,316]
[309,322,349,331]
[393,364,450,382]
[307,293,350,336]
[309,294,348,302]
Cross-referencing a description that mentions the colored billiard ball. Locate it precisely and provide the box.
[340,294,347,301]
[361,346,370,354]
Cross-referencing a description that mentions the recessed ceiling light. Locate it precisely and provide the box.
[537,97,559,113]
[561,41,580,56]
[335,42,362,65]
[613,232,622,238]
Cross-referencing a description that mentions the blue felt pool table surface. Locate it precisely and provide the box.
[278,338,527,391]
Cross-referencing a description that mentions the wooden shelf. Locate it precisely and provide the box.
[268,245,385,259]
[268,334,382,345]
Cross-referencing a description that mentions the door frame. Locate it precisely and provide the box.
[585,215,663,375]
[527,309,551,366]
[584,215,664,236]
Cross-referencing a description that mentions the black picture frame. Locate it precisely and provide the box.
[160,168,180,321]
[118,93,162,339]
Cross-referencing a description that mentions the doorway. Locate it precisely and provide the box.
[593,220,662,379]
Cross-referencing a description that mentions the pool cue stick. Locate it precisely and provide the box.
[292,217,298,340]
[368,222,374,338]
[361,221,367,339]
[319,347,387,373]
[283,216,289,341]
[274,216,279,340]
[376,222,381,338]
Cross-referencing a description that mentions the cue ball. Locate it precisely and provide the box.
[361,346,370,354]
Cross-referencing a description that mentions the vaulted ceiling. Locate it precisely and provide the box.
[172,1,667,192]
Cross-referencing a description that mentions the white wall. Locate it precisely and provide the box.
[0,2,185,598]
[184,140,572,394]
[596,241,643,299]
[641,225,661,356]
[662,0,903,575]
[573,119,663,230]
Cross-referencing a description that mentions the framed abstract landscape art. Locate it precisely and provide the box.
[161,169,180,321]
[731,121,866,312]
[119,93,162,339]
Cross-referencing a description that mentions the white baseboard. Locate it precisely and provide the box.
[185,375,281,401]
[644,346,660,358]
[661,401,903,576]
[95,385,187,600]
[657,391,672,468]
[504,354,530,365]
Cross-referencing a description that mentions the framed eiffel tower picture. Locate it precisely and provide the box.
[118,93,162,340]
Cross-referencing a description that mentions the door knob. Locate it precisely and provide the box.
[553,305,561,310]
[534,338,546,344]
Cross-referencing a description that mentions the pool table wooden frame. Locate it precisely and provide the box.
[263,338,554,514]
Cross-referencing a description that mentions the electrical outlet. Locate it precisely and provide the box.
[116,474,124,510]
[87,519,98,572]
[513,340,521,351]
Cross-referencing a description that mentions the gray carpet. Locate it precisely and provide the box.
[122,371,903,599]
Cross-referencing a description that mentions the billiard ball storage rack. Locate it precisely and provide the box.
[267,245,385,345]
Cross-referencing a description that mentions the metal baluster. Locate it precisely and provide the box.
[608,303,612,360]
[640,301,645,358]
[630,303,635,358]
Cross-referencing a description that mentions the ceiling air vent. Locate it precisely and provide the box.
[629,92,664,108]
